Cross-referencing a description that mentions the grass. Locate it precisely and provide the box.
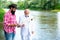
[51,9,60,12]
[0,8,5,40]
[0,8,5,22]
[0,8,5,30]
[0,8,5,29]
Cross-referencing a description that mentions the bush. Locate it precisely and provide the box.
[0,8,5,22]
[55,4,60,9]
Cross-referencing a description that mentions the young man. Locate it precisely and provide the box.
[19,9,34,40]
[4,4,18,40]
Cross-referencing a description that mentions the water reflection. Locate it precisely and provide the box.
[31,11,57,40]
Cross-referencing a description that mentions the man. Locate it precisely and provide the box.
[4,4,18,40]
[19,9,34,40]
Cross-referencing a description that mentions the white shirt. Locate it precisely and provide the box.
[19,14,34,34]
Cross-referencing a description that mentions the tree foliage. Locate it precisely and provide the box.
[0,0,60,10]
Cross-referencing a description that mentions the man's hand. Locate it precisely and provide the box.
[13,24,17,27]
[17,24,20,27]
[8,24,17,27]
[32,31,34,34]
[21,24,25,27]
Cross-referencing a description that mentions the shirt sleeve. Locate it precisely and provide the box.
[19,16,22,24]
[31,18,35,31]
[4,14,10,26]
[29,16,35,32]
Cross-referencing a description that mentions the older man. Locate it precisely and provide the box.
[18,9,34,40]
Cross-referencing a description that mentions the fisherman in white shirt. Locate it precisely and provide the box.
[18,9,34,40]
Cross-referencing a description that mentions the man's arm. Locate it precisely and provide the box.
[16,16,23,27]
[4,14,17,27]
[30,16,35,34]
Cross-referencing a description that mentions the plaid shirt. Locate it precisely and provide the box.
[4,10,17,33]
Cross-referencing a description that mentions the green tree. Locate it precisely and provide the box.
[0,0,7,8]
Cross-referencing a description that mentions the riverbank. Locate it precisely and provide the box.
[51,9,60,12]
